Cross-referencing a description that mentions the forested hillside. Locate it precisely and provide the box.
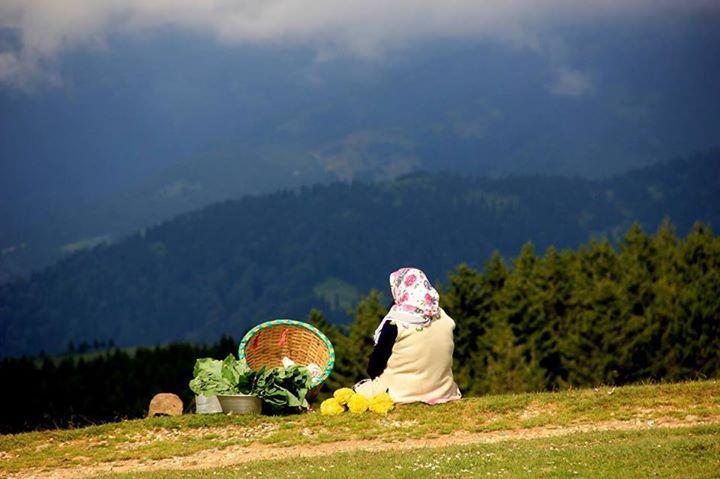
[1,222,718,433]
[1,151,719,357]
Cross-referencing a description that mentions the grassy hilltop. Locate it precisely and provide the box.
[1,380,719,478]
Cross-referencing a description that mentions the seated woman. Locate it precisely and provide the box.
[354,267,462,404]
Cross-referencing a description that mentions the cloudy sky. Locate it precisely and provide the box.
[1,0,719,281]
[1,0,718,88]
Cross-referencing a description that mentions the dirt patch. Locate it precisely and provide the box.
[378,419,417,429]
[114,423,278,451]
[519,401,558,420]
[6,416,719,479]
[629,406,683,415]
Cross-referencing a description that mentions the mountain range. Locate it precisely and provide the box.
[3,21,720,281]
[1,150,718,357]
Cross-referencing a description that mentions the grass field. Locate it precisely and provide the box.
[1,380,719,478]
[102,425,720,479]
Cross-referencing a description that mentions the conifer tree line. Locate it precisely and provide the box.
[1,221,718,433]
[316,220,720,395]
[0,338,238,433]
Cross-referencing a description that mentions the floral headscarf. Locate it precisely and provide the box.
[373,267,441,344]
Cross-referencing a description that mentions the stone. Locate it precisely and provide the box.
[148,393,183,417]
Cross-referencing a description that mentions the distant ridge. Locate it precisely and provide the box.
[1,150,718,357]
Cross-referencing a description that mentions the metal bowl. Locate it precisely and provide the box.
[217,394,262,414]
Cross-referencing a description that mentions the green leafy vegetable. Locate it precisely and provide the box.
[253,365,314,413]
[188,355,252,396]
[220,354,250,390]
[189,355,314,413]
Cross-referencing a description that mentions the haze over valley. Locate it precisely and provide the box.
[1,2,719,281]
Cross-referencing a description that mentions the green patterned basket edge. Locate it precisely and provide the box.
[238,319,335,387]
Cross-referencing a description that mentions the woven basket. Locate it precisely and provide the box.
[238,319,335,401]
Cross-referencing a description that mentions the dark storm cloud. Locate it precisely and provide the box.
[0,0,717,88]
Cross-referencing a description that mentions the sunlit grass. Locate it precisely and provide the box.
[103,425,720,479]
[1,380,718,474]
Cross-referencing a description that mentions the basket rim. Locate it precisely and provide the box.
[238,319,335,386]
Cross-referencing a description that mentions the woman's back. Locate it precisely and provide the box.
[357,308,461,404]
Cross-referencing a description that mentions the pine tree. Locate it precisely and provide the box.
[345,291,387,383]
[532,246,572,386]
[306,308,352,391]
[559,239,623,386]
[481,318,546,394]
[441,256,507,392]
[673,222,720,378]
